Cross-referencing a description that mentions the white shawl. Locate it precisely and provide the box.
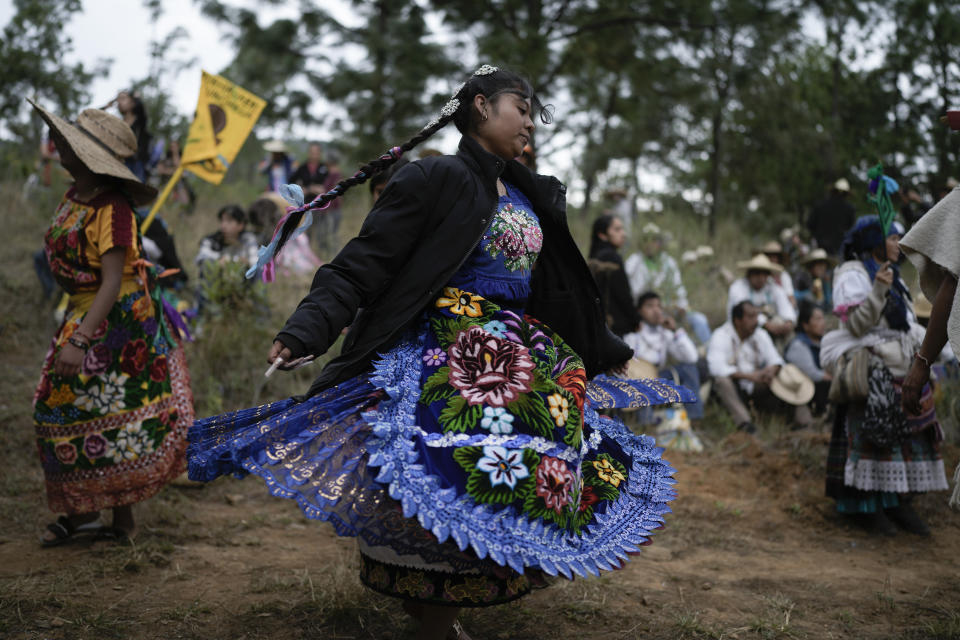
[900,187,960,508]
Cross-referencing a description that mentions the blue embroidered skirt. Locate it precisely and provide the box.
[188,288,694,606]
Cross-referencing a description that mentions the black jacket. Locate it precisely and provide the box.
[277,135,632,397]
[588,242,639,337]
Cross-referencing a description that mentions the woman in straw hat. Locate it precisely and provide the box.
[820,214,947,535]
[187,65,694,639]
[29,100,194,546]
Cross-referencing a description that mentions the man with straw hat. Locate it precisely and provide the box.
[727,253,796,338]
[757,240,796,305]
[707,301,813,432]
[28,99,194,546]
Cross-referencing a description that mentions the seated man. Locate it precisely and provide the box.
[623,292,703,421]
[708,301,812,432]
[785,300,831,415]
[727,254,796,338]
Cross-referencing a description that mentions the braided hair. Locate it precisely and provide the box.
[251,65,552,280]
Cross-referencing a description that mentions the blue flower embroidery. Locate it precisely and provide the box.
[482,320,507,338]
[480,407,515,434]
[476,446,529,489]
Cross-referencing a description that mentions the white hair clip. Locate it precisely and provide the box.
[474,64,499,76]
[440,98,460,117]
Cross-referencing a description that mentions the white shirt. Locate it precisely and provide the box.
[707,322,785,393]
[772,271,795,298]
[623,323,699,368]
[727,277,797,325]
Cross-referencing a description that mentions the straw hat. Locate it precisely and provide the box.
[770,364,815,406]
[914,292,933,320]
[800,248,837,267]
[834,178,851,192]
[28,99,157,206]
[263,140,289,153]
[759,240,784,256]
[695,245,714,258]
[625,358,659,381]
[736,253,783,273]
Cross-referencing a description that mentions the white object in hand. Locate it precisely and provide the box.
[264,357,284,378]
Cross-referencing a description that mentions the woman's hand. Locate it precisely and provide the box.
[901,358,930,416]
[268,340,292,366]
[875,261,894,287]
[54,342,84,377]
[608,360,629,376]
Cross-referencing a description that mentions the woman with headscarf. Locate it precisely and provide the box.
[588,214,639,337]
[821,215,948,535]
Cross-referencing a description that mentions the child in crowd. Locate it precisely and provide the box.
[623,292,703,421]
[196,204,259,271]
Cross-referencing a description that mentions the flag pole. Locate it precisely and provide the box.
[140,165,185,234]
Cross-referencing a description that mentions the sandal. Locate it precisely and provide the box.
[41,515,103,548]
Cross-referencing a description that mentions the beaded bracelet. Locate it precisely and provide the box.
[67,336,90,351]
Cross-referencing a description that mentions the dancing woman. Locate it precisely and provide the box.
[30,101,194,546]
[188,66,692,639]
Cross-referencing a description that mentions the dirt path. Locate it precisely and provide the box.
[2,432,957,640]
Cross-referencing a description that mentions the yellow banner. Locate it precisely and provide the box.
[180,70,266,184]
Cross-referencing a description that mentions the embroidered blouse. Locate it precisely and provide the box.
[43,188,140,294]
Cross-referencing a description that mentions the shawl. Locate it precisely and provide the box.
[900,187,960,360]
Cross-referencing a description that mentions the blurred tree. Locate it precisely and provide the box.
[0,0,108,172]
[195,0,331,128]
[316,0,459,162]
[670,0,804,235]
[126,0,198,145]
[430,0,707,212]
[886,0,960,188]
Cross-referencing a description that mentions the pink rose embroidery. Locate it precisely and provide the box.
[54,442,78,465]
[82,343,112,376]
[447,326,534,407]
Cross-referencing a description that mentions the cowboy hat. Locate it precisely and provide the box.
[263,140,289,153]
[914,292,933,320]
[800,248,838,267]
[736,254,783,273]
[770,364,815,406]
[28,99,157,206]
[625,358,659,381]
[760,240,784,255]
